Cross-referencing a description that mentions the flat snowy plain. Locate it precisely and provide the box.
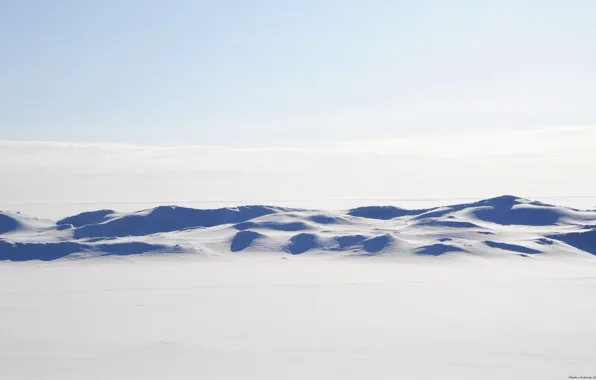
[1,196,595,379]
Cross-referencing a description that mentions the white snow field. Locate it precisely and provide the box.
[1,195,596,379]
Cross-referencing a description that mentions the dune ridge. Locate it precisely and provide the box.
[1,195,595,261]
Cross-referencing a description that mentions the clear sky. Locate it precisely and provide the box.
[2,0,595,146]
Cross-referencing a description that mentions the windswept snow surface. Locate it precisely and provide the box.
[1,195,595,260]
[1,255,596,380]
[1,196,596,379]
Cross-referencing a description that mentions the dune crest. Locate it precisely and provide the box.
[1,196,595,261]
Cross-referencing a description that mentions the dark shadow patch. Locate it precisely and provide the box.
[348,206,427,220]
[362,234,392,253]
[415,244,466,256]
[234,221,310,232]
[484,241,541,254]
[547,229,596,255]
[230,230,263,252]
[415,219,482,228]
[57,209,115,228]
[0,239,177,261]
[335,235,368,250]
[0,240,86,261]
[74,205,282,239]
[0,213,21,234]
[95,242,174,255]
[308,215,341,224]
[82,237,118,243]
[410,195,568,226]
[474,207,561,226]
[413,195,549,223]
[535,238,555,245]
[285,233,318,255]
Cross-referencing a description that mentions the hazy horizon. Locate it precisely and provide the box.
[3,0,596,146]
[2,1,595,213]
[1,125,595,218]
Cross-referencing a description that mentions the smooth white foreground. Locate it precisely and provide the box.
[1,254,595,380]
[1,196,595,379]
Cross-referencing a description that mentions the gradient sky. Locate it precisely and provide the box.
[2,0,596,146]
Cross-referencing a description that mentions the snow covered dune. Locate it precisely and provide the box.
[1,196,595,379]
[1,195,595,261]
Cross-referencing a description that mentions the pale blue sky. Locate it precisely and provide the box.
[2,0,595,146]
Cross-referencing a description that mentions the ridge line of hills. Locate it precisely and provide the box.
[1,195,595,261]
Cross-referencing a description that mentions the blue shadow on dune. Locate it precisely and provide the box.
[473,207,561,226]
[0,214,21,234]
[73,205,281,239]
[415,244,466,256]
[285,233,318,254]
[548,229,596,255]
[57,209,115,228]
[0,240,177,261]
[230,231,263,252]
[414,219,482,228]
[411,195,564,226]
[332,234,392,253]
[234,220,310,232]
[484,241,541,254]
[0,241,85,261]
[96,242,173,255]
[335,235,368,250]
[348,206,425,220]
[362,234,392,253]
[308,215,342,224]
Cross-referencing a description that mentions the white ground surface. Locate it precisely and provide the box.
[1,254,595,380]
